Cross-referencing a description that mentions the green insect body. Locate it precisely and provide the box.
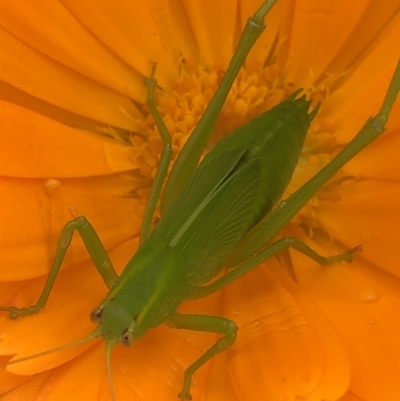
[1,0,400,400]
[152,95,314,282]
[97,95,314,337]
[86,94,317,401]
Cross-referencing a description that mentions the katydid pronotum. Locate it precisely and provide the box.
[1,0,400,400]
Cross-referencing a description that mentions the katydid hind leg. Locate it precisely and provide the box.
[0,216,118,319]
[226,60,400,267]
[189,237,359,300]
[139,64,173,242]
[192,61,400,299]
[167,313,237,400]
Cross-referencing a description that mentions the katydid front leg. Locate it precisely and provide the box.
[167,313,238,400]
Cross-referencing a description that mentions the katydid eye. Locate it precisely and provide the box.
[90,307,102,324]
[120,329,134,347]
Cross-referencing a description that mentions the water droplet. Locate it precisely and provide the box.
[359,289,380,303]
[42,178,61,196]
[251,320,260,328]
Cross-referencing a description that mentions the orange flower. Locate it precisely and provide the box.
[1,1,400,401]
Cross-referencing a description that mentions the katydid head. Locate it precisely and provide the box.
[88,298,151,401]
[90,299,148,346]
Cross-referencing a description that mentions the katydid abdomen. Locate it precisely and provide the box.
[149,94,315,285]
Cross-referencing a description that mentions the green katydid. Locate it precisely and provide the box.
[1,0,400,399]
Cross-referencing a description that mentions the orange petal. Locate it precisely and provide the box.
[201,353,239,401]
[341,128,400,182]
[0,26,141,130]
[62,0,178,90]
[339,392,367,401]
[284,0,371,86]
[1,371,51,401]
[1,101,136,178]
[0,0,144,101]
[0,260,106,374]
[323,14,400,144]
[322,0,400,83]
[0,356,28,394]
[270,264,351,400]
[223,257,350,400]
[147,0,198,68]
[293,252,400,401]
[183,0,238,67]
[317,180,400,278]
[327,62,400,145]
[239,0,283,65]
[37,345,107,401]
[0,173,142,281]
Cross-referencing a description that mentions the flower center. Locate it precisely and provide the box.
[133,60,345,242]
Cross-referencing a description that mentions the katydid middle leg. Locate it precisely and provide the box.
[0,216,118,319]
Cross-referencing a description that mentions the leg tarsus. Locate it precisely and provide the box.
[252,0,279,25]
[286,237,361,265]
[0,305,35,320]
